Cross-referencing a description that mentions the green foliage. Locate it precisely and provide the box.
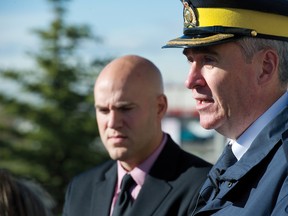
[0,0,111,213]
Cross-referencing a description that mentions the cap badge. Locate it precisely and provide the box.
[183,0,197,28]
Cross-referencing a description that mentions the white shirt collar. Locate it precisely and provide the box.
[231,92,288,160]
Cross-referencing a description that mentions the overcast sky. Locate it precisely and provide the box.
[0,0,190,84]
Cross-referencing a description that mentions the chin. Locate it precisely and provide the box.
[199,120,218,130]
[110,150,127,161]
[200,114,224,129]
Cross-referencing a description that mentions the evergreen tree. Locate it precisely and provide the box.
[0,0,111,213]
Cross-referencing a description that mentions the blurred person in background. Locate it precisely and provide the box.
[0,169,55,216]
[63,55,212,216]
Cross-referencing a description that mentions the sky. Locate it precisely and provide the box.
[0,0,190,84]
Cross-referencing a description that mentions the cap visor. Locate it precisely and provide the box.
[162,33,236,48]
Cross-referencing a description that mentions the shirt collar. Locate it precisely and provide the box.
[116,133,167,189]
[231,91,288,160]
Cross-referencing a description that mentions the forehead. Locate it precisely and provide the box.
[94,78,147,106]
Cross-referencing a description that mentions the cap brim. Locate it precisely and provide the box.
[162,33,238,48]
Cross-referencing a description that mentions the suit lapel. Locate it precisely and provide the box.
[91,163,117,216]
[130,175,172,216]
[130,136,181,216]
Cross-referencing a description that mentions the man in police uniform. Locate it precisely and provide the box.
[164,0,288,215]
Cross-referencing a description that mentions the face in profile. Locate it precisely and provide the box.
[184,42,260,138]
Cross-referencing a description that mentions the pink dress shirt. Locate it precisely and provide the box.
[109,133,167,215]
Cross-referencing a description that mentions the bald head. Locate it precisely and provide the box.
[95,55,164,96]
[94,55,167,169]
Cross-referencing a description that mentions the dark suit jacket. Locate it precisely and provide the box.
[63,134,212,216]
[195,107,288,216]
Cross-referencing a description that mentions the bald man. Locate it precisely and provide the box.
[63,55,211,216]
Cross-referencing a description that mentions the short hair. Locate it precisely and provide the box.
[236,37,288,86]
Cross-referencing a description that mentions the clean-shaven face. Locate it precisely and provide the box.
[94,57,166,169]
[183,42,261,138]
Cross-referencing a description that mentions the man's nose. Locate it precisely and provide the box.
[107,110,123,129]
[185,62,206,89]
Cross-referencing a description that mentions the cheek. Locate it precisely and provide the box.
[210,78,235,117]
[96,116,107,134]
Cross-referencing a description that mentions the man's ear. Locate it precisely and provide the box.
[157,94,168,117]
[258,49,279,85]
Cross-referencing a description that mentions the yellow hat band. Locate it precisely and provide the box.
[197,8,288,38]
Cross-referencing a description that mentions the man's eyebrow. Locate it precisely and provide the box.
[94,102,135,109]
[114,102,136,108]
[95,104,104,109]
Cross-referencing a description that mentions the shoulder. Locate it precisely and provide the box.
[64,160,116,203]
[164,134,212,168]
[69,160,116,186]
[150,134,212,181]
[63,160,116,215]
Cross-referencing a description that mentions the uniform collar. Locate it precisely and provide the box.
[231,91,288,160]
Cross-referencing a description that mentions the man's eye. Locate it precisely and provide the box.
[203,56,216,69]
[187,56,194,63]
[97,108,109,114]
[203,56,215,63]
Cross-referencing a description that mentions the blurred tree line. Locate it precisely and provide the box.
[0,0,111,213]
